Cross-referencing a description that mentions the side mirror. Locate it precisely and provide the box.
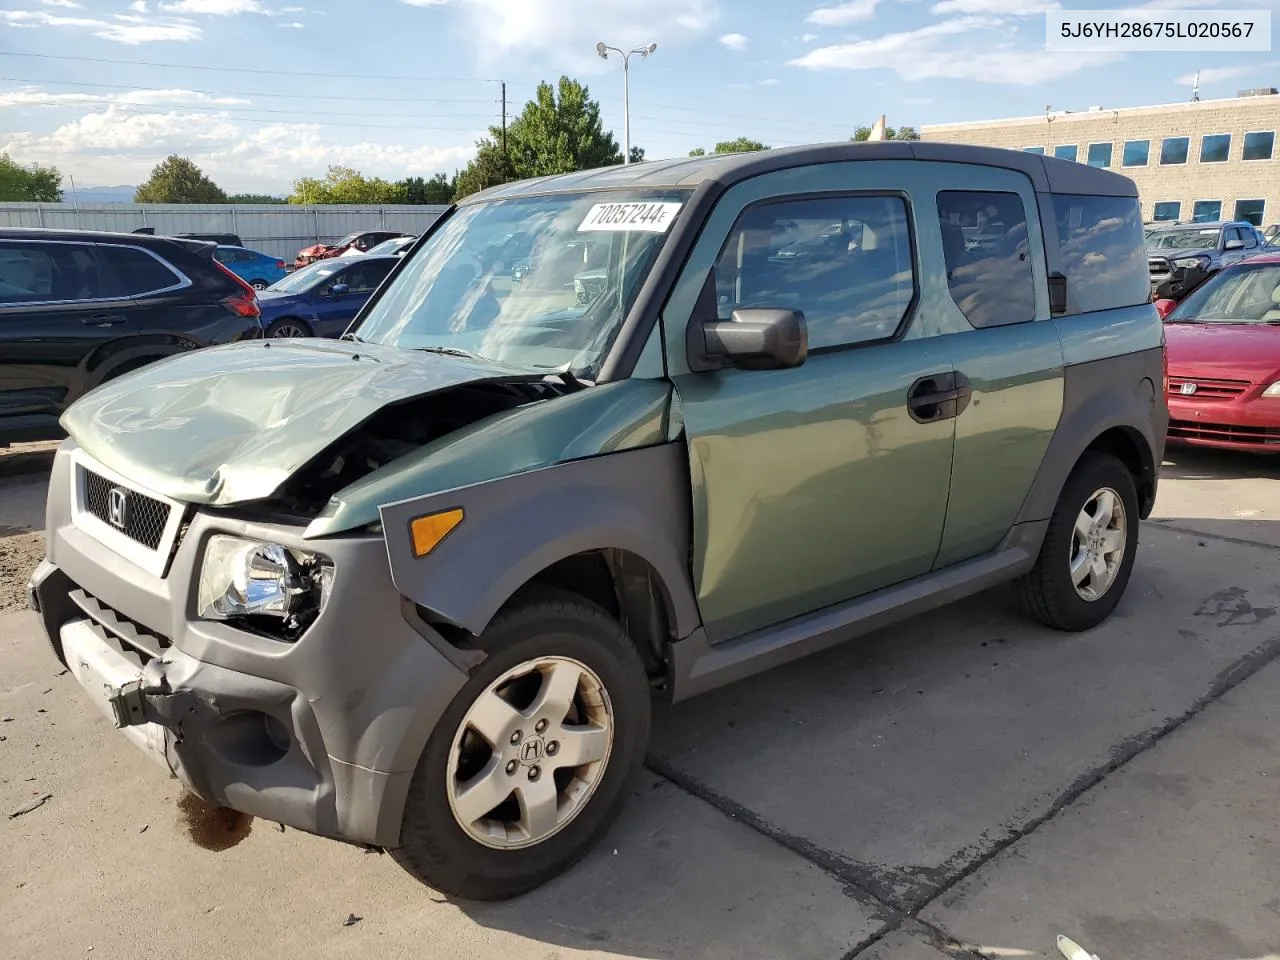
[329,282,350,298]
[1224,238,1245,250]
[701,308,807,370]
[1154,298,1177,319]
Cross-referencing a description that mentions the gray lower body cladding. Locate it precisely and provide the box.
[31,441,469,847]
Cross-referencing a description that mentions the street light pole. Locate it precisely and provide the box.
[596,41,657,165]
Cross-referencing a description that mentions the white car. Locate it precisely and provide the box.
[339,235,416,258]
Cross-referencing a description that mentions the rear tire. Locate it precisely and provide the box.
[1015,452,1139,632]
[390,588,651,900]
[265,318,312,338]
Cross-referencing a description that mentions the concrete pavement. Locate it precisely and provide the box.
[2,446,1280,959]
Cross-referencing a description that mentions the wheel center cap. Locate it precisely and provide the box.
[518,736,545,765]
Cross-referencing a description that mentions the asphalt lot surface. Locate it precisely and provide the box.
[2,441,1279,960]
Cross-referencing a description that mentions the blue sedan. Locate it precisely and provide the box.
[256,255,399,338]
[213,245,289,290]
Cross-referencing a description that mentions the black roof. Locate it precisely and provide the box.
[465,141,1138,203]
[0,226,216,256]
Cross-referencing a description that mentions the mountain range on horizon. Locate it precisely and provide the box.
[61,185,139,204]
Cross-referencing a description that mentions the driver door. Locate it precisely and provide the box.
[664,164,957,644]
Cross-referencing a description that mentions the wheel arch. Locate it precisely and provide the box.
[379,442,701,673]
[1017,350,1164,526]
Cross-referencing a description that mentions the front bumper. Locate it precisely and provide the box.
[1167,395,1280,452]
[31,441,470,846]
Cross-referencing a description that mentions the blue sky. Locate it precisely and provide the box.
[0,0,1276,192]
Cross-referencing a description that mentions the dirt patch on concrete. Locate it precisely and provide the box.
[177,791,254,851]
[0,532,44,613]
[0,441,59,482]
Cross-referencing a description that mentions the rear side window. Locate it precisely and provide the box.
[0,241,100,304]
[95,245,184,298]
[1052,195,1149,314]
[936,190,1036,328]
[341,258,395,293]
[712,194,916,350]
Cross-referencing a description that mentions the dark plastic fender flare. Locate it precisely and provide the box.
[1016,353,1162,526]
[379,442,702,642]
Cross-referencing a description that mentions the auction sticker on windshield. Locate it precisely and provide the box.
[579,201,683,233]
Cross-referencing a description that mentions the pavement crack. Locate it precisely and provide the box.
[1145,520,1280,553]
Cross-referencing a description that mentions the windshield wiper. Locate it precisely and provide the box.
[414,345,487,360]
[339,332,364,343]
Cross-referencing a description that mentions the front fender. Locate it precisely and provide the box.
[379,442,701,640]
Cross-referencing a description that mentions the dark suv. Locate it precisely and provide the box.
[0,228,263,446]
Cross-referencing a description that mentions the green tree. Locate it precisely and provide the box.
[396,173,454,204]
[288,165,401,204]
[688,138,769,157]
[134,155,227,203]
[227,193,285,204]
[452,75,634,199]
[852,124,920,142]
[0,153,62,202]
[451,143,518,201]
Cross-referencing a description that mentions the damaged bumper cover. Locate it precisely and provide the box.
[31,442,471,847]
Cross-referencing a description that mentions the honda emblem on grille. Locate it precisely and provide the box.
[1181,382,1198,395]
[107,487,130,529]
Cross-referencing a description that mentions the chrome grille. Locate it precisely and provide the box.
[81,468,172,550]
[1149,257,1171,277]
[1167,377,1250,401]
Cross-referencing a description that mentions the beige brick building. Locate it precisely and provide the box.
[921,91,1280,229]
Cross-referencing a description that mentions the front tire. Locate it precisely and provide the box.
[265,317,312,338]
[391,589,651,900]
[1015,452,1139,632]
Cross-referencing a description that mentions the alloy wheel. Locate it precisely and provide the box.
[445,656,614,850]
[1069,486,1127,602]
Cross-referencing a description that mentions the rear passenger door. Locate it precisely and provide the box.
[928,171,1066,567]
[0,239,135,425]
[93,243,193,340]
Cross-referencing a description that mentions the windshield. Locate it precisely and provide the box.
[367,237,413,256]
[267,260,341,293]
[1168,264,1280,323]
[1149,228,1220,250]
[332,233,361,248]
[354,189,688,376]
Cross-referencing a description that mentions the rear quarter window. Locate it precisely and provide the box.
[95,245,185,298]
[1052,194,1149,315]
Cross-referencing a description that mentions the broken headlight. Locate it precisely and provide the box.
[198,535,333,639]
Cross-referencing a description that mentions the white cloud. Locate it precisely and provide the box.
[1175,61,1279,85]
[930,0,1056,13]
[806,0,879,26]
[157,0,267,13]
[39,0,83,8]
[719,31,748,50]
[129,0,147,9]
[279,20,303,27]
[789,16,1119,83]
[760,77,780,85]
[800,32,818,41]
[0,87,250,108]
[0,9,202,42]
[0,106,476,192]
[437,0,718,70]
[399,0,449,5]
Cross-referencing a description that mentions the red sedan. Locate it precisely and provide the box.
[1160,252,1280,452]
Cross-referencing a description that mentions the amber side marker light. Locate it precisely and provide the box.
[410,508,464,558]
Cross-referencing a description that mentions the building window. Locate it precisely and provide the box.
[1122,139,1150,167]
[1191,200,1222,222]
[1086,142,1113,167]
[1152,201,1181,222]
[1200,133,1231,163]
[936,190,1036,329]
[1022,146,1045,154]
[1053,144,1078,162]
[1234,199,1266,226]
[1242,131,1275,161]
[1160,137,1190,165]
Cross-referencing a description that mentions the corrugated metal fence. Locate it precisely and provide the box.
[0,203,450,261]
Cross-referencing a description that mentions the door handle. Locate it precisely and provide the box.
[82,314,126,327]
[908,372,972,423]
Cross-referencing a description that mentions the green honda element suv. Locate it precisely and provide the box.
[29,142,1166,900]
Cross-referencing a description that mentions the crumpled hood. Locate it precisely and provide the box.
[60,338,540,506]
